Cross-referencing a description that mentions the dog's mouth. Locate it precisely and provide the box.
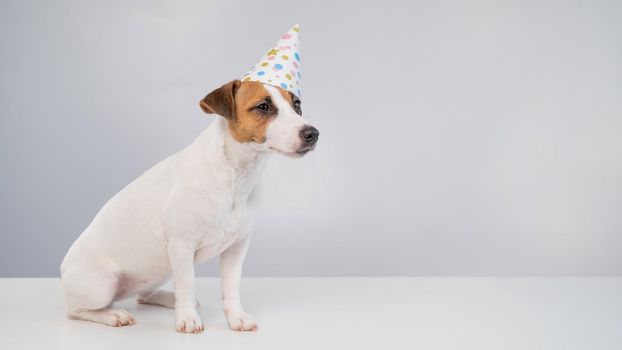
[270,144,316,158]
[295,145,315,156]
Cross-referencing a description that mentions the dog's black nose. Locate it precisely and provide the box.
[300,125,319,145]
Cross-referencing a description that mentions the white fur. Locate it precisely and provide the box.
[60,84,312,333]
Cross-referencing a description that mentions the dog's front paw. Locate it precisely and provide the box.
[226,311,257,332]
[175,309,204,333]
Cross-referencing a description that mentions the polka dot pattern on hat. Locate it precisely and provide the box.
[240,24,302,98]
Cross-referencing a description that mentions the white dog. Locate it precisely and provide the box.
[60,80,319,333]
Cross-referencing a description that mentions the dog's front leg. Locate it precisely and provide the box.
[220,235,257,331]
[167,239,203,333]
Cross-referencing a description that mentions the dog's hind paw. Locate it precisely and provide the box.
[68,308,136,327]
[108,309,136,326]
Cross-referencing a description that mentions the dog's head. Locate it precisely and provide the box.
[199,80,319,157]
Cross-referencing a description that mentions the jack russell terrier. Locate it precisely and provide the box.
[60,79,319,333]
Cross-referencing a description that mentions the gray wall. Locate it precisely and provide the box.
[1,0,621,277]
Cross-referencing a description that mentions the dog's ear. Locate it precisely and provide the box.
[199,80,241,119]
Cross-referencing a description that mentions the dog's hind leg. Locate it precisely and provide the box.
[61,268,136,327]
[137,290,199,309]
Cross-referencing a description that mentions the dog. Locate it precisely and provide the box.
[60,80,319,333]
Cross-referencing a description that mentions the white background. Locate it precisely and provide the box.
[1,0,621,276]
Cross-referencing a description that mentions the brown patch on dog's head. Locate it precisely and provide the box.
[200,80,278,143]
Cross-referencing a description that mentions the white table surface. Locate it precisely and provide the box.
[0,277,620,350]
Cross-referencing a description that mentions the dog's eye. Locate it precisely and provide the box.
[293,99,302,114]
[256,102,271,112]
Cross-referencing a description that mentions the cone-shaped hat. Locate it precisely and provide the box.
[241,25,302,98]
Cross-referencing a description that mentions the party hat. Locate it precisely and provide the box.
[241,24,302,98]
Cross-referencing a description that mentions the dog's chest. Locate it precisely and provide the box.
[192,167,259,258]
[215,187,254,236]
